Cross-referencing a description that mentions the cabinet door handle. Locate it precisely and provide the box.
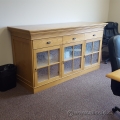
[93,34,96,36]
[47,41,51,44]
[72,38,76,40]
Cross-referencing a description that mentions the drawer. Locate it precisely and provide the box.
[63,34,85,44]
[33,37,62,49]
[85,31,103,40]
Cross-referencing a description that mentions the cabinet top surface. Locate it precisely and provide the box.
[8,22,107,32]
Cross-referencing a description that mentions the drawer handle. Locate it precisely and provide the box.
[47,41,51,44]
[93,34,96,36]
[72,38,76,40]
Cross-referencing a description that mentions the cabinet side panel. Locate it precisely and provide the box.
[12,36,33,86]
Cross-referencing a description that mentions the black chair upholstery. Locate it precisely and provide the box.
[102,22,120,64]
[108,35,120,113]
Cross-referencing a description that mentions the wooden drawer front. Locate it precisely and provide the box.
[85,31,103,40]
[33,37,62,49]
[63,34,85,44]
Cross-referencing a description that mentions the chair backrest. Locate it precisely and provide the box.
[103,22,119,45]
[108,35,120,96]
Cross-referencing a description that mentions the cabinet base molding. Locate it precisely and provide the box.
[17,78,34,93]
[17,65,99,94]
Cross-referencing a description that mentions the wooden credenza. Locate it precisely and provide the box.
[8,22,107,93]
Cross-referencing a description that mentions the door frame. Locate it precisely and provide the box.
[62,41,85,77]
[33,45,62,87]
[84,38,102,69]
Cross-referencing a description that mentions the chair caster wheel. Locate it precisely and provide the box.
[112,108,117,113]
[104,62,107,64]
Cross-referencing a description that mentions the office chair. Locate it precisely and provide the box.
[102,22,120,64]
[108,35,120,113]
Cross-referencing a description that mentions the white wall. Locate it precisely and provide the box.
[108,0,120,31]
[0,0,109,65]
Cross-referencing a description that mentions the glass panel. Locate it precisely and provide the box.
[50,49,59,64]
[85,42,93,54]
[64,60,72,74]
[93,40,100,52]
[50,64,59,78]
[37,51,48,67]
[37,67,48,82]
[74,44,82,57]
[92,53,99,64]
[74,58,81,70]
[64,46,73,60]
[85,55,92,66]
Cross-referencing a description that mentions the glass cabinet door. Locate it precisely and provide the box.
[34,46,61,86]
[63,42,83,75]
[37,51,48,68]
[85,39,101,67]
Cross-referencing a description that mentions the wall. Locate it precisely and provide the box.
[0,0,109,65]
[108,0,120,31]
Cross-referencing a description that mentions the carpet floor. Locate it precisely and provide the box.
[0,63,120,120]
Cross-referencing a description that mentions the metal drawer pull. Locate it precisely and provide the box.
[47,41,51,44]
[93,34,96,36]
[72,38,76,40]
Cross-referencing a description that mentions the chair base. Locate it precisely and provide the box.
[102,50,110,64]
[104,58,110,64]
[112,106,120,113]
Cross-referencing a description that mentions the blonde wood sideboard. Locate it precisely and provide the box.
[8,22,107,93]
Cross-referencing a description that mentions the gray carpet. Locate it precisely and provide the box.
[0,63,120,120]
